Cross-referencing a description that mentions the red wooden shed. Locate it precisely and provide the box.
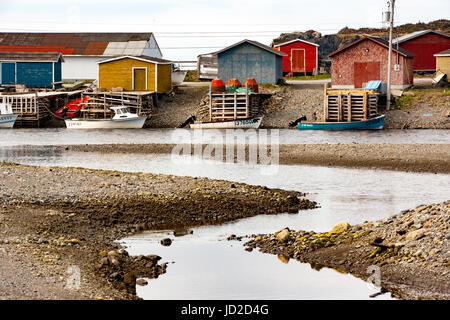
[329,36,415,89]
[271,39,319,76]
[393,30,450,72]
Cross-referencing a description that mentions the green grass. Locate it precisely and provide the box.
[183,70,210,82]
[283,74,331,81]
[393,87,449,110]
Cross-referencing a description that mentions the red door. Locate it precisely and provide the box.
[291,49,305,73]
[354,62,380,88]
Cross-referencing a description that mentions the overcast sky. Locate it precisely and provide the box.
[0,0,448,61]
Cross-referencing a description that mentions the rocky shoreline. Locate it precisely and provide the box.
[244,201,450,300]
[66,143,450,174]
[0,162,315,299]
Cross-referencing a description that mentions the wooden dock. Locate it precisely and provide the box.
[0,92,72,127]
[79,91,155,120]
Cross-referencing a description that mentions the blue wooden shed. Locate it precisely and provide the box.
[0,51,63,89]
[215,39,287,84]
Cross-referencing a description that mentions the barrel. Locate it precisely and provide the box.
[211,78,226,93]
[243,78,258,93]
[227,78,242,88]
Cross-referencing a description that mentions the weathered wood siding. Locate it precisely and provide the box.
[99,58,156,91]
[436,56,450,75]
[218,42,282,84]
[0,59,62,88]
[99,58,171,92]
[276,41,318,74]
[197,53,218,80]
[156,63,172,93]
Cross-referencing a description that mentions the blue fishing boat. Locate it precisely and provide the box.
[297,115,385,130]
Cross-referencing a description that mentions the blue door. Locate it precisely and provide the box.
[1,63,15,84]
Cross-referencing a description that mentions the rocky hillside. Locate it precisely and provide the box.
[274,19,450,58]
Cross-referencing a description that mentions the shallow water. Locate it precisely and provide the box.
[0,128,449,146]
[1,145,449,300]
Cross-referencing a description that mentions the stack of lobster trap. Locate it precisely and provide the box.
[324,88,379,122]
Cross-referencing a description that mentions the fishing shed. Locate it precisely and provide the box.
[393,30,450,72]
[98,55,173,93]
[329,36,415,89]
[214,39,287,84]
[271,38,319,76]
[0,32,163,81]
[0,51,63,89]
[434,49,450,75]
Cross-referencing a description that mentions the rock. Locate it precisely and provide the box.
[331,222,351,234]
[69,239,80,245]
[109,257,120,267]
[99,257,109,266]
[146,255,161,262]
[277,254,290,264]
[160,238,172,246]
[405,229,425,241]
[136,279,148,286]
[99,250,108,257]
[276,228,290,243]
[123,272,136,285]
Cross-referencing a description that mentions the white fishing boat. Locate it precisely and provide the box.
[0,103,18,128]
[189,116,263,129]
[65,106,147,129]
[172,70,187,85]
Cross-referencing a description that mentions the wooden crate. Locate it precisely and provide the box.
[325,89,378,122]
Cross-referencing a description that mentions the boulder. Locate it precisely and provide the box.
[276,228,290,243]
[331,222,351,234]
[160,238,172,246]
[405,229,425,241]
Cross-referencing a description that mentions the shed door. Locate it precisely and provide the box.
[1,63,15,84]
[354,62,380,88]
[133,68,147,91]
[291,49,305,73]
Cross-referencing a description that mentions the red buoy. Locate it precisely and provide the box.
[227,78,242,88]
[243,78,258,93]
[211,79,226,93]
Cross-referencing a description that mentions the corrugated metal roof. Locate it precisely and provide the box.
[393,30,450,44]
[0,33,154,56]
[213,39,287,57]
[0,51,63,62]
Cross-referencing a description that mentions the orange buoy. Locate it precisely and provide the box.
[243,78,258,93]
[211,78,226,93]
[227,78,242,88]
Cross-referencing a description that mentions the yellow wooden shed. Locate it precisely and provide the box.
[98,55,172,93]
[434,49,450,75]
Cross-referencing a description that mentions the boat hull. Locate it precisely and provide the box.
[65,116,147,129]
[297,115,385,130]
[172,71,187,85]
[190,116,263,129]
[0,114,18,128]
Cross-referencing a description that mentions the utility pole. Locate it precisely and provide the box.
[386,0,395,110]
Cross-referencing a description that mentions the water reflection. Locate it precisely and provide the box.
[0,128,448,147]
